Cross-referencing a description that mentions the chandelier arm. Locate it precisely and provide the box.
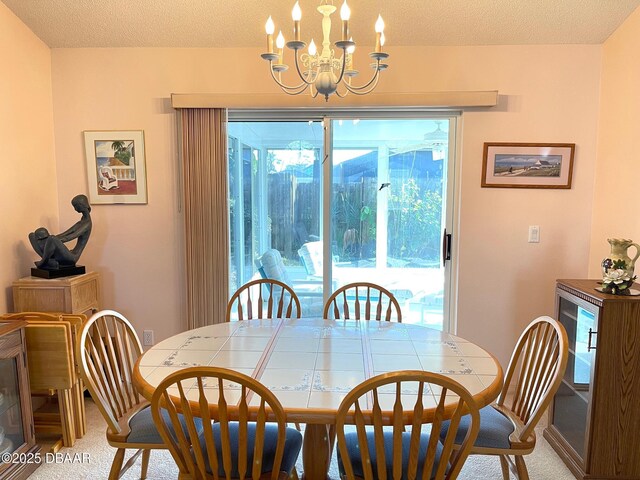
[280,85,312,96]
[344,71,381,95]
[343,64,381,93]
[293,51,317,86]
[308,82,321,98]
[334,88,348,98]
[268,64,309,92]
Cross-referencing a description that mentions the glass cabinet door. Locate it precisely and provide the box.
[0,356,25,457]
[551,295,597,459]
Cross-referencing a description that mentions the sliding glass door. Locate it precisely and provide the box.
[329,118,452,328]
[228,114,456,330]
[227,120,326,316]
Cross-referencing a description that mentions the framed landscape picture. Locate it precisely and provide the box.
[84,130,148,204]
[481,142,575,189]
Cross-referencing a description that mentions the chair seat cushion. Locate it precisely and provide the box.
[338,430,444,480]
[127,406,204,444]
[202,422,302,477]
[439,405,515,450]
[259,249,291,285]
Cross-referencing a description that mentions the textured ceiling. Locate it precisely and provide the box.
[3,0,640,48]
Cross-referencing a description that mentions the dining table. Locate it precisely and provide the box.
[133,318,503,480]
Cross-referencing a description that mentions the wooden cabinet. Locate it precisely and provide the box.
[0,322,40,480]
[544,279,640,479]
[12,272,100,315]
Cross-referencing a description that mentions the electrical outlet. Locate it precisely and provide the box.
[143,330,154,346]
[528,225,540,243]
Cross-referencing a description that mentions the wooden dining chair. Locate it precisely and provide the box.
[323,282,402,322]
[440,316,568,480]
[77,310,199,480]
[226,278,301,322]
[336,370,480,480]
[227,279,303,431]
[151,366,303,480]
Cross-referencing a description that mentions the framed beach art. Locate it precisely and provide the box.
[84,130,148,204]
[481,142,575,189]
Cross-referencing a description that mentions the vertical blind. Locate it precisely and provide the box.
[180,108,229,327]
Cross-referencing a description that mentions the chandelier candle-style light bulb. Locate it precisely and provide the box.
[292,2,302,41]
[346,37,355,70]
[375,15,385,53]
[261,1,390,101]
[265,16,275,53]
[276,31,285,64]
[340,1,350,42]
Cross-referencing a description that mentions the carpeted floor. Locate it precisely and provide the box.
[29,399,575,479]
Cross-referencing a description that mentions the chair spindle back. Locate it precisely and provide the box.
[77,309,144,433]
[497,315,568,442]
[336,371,479,480]
[151,366,289,480]
[227,279,301,322]
[324,282,402,322]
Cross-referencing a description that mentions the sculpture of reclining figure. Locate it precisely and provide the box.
[29,194,92,270]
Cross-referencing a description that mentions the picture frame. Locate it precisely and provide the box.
[83,130,148,204]
[481,142,575,189]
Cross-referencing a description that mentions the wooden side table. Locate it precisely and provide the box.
[12,271,100,315]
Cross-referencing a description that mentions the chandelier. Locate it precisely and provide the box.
[261,1,389,101]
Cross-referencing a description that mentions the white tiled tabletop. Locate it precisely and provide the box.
[135,318,503,422]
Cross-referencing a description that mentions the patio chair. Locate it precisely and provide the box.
[336,370,480,479]
[323,282,402,322]
[99,166,119,191]
[257,248,324,297]
[150,366,302,480]
[440,316,568,480]
[297,240,323,278]
[297,241,343,280]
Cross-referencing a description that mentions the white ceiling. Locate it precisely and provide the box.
[3,0,639,48]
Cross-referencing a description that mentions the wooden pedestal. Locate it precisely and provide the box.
[12,272,100,315]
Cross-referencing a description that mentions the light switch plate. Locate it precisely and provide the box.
[528,225,540,243]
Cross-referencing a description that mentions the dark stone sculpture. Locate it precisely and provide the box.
[29,194,92,279]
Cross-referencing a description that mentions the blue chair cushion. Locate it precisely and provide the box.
[338,430,445,480]
[127,406,204,444]
[439,405,514,450]
[259,249,291,285]
[202,422,302,477]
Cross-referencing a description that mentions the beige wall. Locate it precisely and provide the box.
[0,3,57,312]
[445,46,600,364]
[589,6,640,276]
[50,44,601,366]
